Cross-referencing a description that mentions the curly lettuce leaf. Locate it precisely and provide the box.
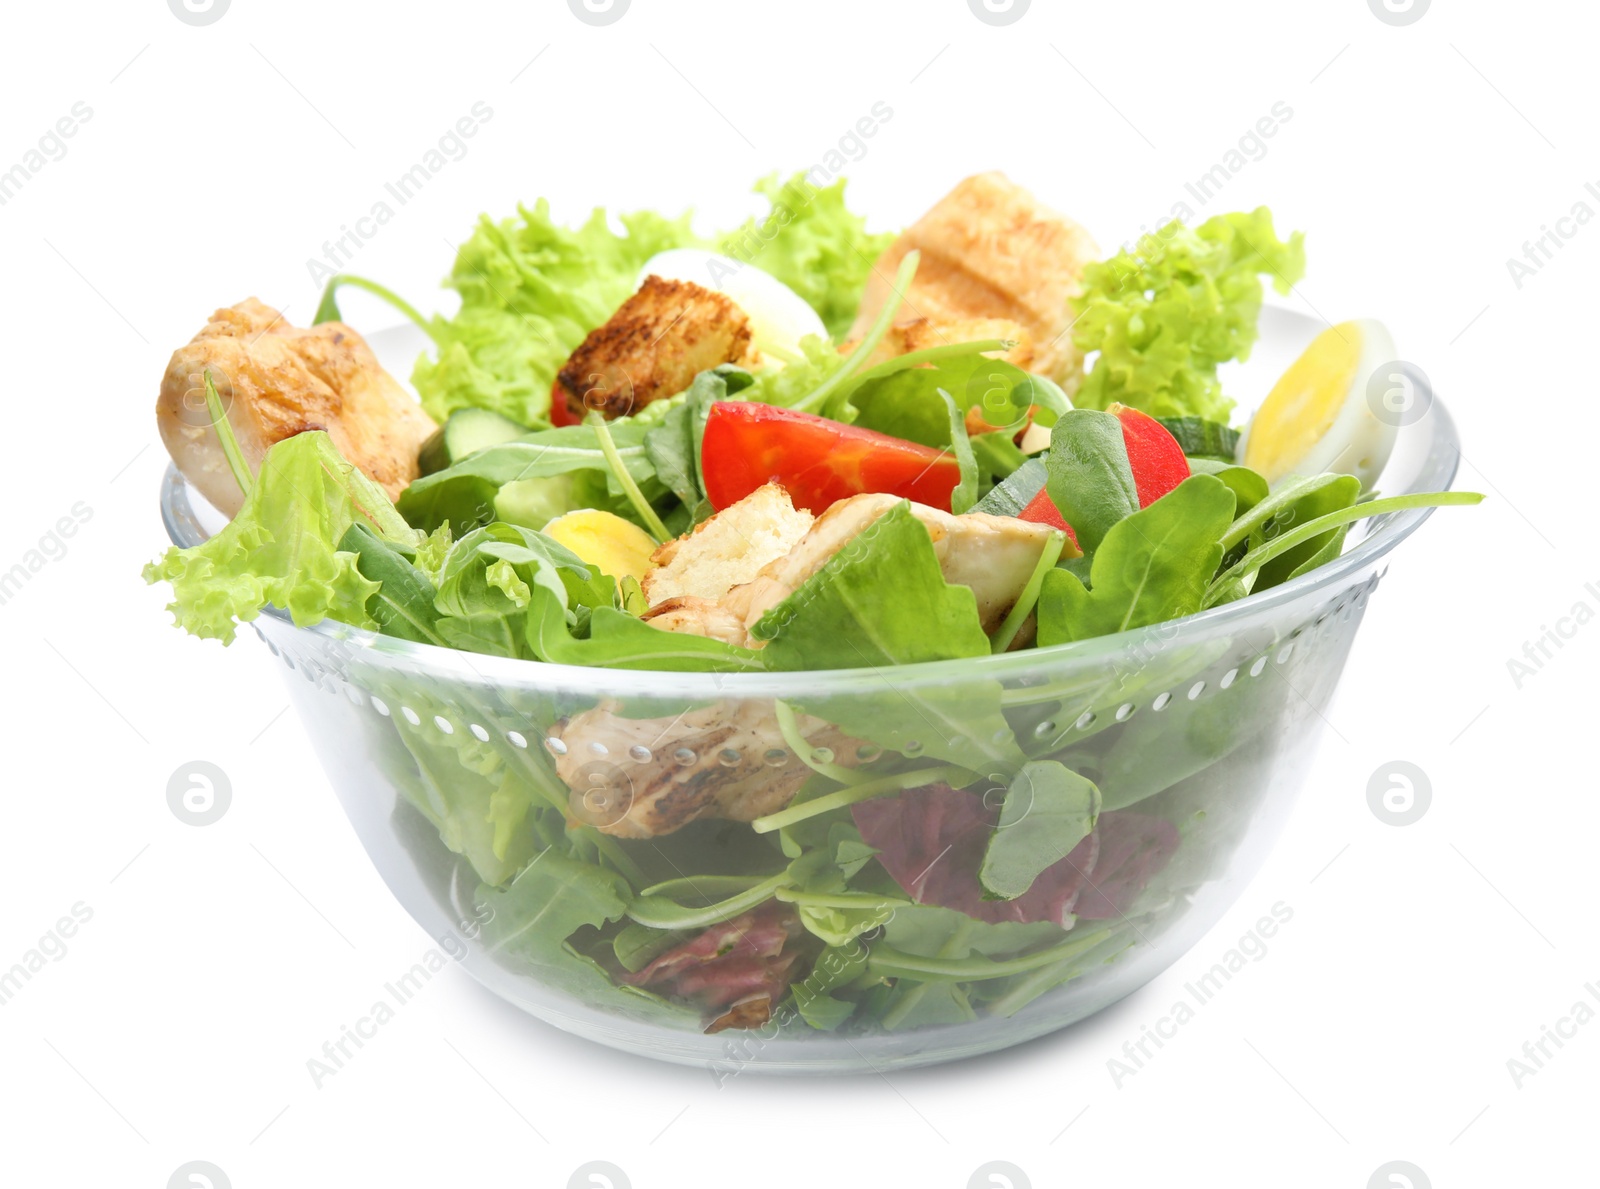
[414,203,702,426]
[717,173,893,340]
[144,432,412,644]
[413,174,888,427]
[1072,208,1305,422]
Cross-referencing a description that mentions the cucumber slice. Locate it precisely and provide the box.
[417,408,531,475]
[494,475,576,530]
[1154,416,1240,462]
[972,458,1047,518]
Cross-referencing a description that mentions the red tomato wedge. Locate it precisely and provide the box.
[1108,403,1189,507]
[549,381,581,427]
[701,402,962,513]
[1019,487,1079,546]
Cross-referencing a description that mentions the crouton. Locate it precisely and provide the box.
[556,275,753,419]
[849,173,1099,385]
[640,483,814,605]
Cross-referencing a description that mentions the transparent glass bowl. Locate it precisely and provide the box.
[158,310,1461,1073]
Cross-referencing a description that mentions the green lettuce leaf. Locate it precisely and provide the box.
[144,432,413,644]
[414,203,699,426]
[412,174,887,427]
[717,173,893,339]
[1072,208,1305,422]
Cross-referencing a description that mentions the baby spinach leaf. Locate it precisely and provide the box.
[750,501,990,670]
[1044,409,1139,556]
[1038,474,1236,645]
[339,523,443,645]
[979,761,1102,900]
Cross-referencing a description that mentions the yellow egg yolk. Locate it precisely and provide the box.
[543,510,658,582]
[1244,321,1364,483]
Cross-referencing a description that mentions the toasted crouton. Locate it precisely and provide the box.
[849,173,1099,385]
[557,275,753,419]
[840,316,1037,373]
[641,483,814,605]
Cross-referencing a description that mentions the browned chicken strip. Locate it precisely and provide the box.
[849,172,1099,386]
[555,698,863,838]
[156,298,437,518]
[557,275,753,419]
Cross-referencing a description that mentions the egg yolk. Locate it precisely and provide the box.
[1244,321,1364,483]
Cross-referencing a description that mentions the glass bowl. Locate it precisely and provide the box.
[157,308,1461,1073]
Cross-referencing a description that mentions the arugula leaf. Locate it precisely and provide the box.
[750,502,990,669]
[527,598,765,672]
[1038,475,1236,645]
[1044,409,1140,556]
[939,389,979,515]
[397,421,656,533]
[970,431,1028,482]
[1250,473,1361,591]
[1073,208,1305,421]
[642,366,752,510]
[431,523,611,659]
[477,848,689,1022]
[1188,460,1270,520]
[339,523,444,645]
[1204,490,1485,607]
[844,350,1068,439]
[145,432,412,643]
[979,762,1102,900]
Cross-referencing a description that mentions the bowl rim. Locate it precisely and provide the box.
[157,354,1461,694]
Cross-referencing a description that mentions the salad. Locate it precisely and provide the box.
[147,172,1478,1036]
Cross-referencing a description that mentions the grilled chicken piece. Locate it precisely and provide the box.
[557,275,753,419]
[555,698,863,838]
[641,484,814,605]
[849,173,1099,386]
[839,316,1037,374]
[157,299,437,518]
[642,491,1061,649]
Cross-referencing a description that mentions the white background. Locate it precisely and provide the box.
[1,1,1594,1186]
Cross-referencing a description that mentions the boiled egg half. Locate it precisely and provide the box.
[638,249,828,359]
[1238,319,1405,489]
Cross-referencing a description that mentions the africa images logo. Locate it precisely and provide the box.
[968,0,1031,26]
[167,0,230,27]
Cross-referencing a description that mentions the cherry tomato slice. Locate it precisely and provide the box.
[1109,403,1190,508]
[702,402,961,513]
[1017,486,1080,547]
[549,381,581,427]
